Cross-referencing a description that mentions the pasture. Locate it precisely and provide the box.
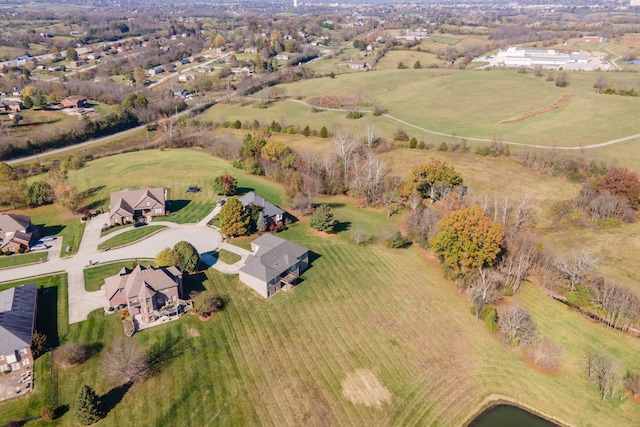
[261,69,640,150]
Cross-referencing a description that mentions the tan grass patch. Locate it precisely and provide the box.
[306,95,364,109]
[499,94,573,124]
[187,327,201,337]
[341,369,392,409]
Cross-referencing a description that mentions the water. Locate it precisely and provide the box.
[469,404,558,427]
[625,60,640,65]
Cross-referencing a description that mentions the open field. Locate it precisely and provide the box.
[272,69,640,149]
[1,149,639,426]
[97,226,167,250]
[375,50,442,70]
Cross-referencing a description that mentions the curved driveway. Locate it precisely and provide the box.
[0,209,250,324]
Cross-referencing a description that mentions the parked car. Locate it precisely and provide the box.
[30,244,48,251]
[186,186,200,194]
[216,199,226,206]
[134,222,147,228]
[39,235,55,242]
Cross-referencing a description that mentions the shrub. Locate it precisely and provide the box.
[41,406,56,421]
[346,110,363,119]
[482,306,499,333]
[194,291,224,316]
[409,137,418,149]
[385,231,410,248]
[55,342,89,366]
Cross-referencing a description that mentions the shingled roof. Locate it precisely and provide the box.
[238,192,284,219]
[109,187,165,217]
[0,283,37,356]
[0,214,31,233]
[239,234,307,283]
[105,265,182,303]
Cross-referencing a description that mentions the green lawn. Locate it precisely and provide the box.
[97,226,167,250]
[0,251,48,269]
[84,260,155,292]
[210,249,242,264]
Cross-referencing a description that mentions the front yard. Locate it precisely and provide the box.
[0,251,48,270]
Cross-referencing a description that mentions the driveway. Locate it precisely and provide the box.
[0,208,250,324]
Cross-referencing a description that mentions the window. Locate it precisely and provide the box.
[146,201,151,206]
[147,307,152,313]
[172,295,176,301]
[21,359,30,366]
[146,298,151,303]
[17,348,27,355]
[154,208,162,214]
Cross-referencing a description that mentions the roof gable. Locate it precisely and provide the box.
[239,234,308,283]
[238,192,284,219]
[109,187,165,215]
[0,214,31,233]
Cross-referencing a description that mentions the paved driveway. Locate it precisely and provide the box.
[0,208,254,324]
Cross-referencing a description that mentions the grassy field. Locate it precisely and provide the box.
[376,50,442,70]
[272,69,640,150]
[84,260,154,292]
[97,226,167,250]
[0,251,48,269]
[1,150,640,426]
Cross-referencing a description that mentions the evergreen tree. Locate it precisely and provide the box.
[219,197,250,237]
[75,385,102,425]
[302,125,311,137]
[320,126,328,138]
[413,60,422,69]
[22,95,33,109]
[310,204,336,233]
[256,211,267,233]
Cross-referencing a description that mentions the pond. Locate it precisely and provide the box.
[625,60,640,65]
[469,404,558,427]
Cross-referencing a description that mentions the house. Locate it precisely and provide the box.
[0,214,39,253]
[178,73,194,82]
[238,234,309,298]
[0,100,23,112]
[348,61,369,70]
[583,36,605,43]
[68,60,86,68]
[108,187,166,225]
[61,95,87,109]
[173,88,188,98]
[0,284,37,373]
[275,54,290,61]
[239,191,284,227]
[105,265,183,323]
[244,47,258,54]
[48,66,61,72]
[12,88,21,97]
[87,53,101,60]
[148,67,164,76]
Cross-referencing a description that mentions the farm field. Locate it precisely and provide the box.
[272,69,640,149]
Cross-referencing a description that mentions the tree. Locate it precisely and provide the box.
[55,342,89,366]
[193,291,223,316]
[53,182,81,213]
[219,197,250,237]
[625,373,640,398]
[430,205,505,277]
[256,212,267,233]
[121,93,148,111]
[555,247,599,292]
[585,351,623,401]
[413,60,422,69]
[320,126,328,138]
[469,268,501,321]
[102,336,148,386]
[41,405,56,421]
[22,95,33,109]
[261,140,294,168]
[402,157,464,201]
[66,47,78,61]
[310,204,336,233]
[75,384,102,425]
[525,337,563,370]
[31,331,47,358]
[5,178,29,209]
[555,72,569,87]
[173,241,200,272]
[33,90,48,109]
[213,174,238,196]
[598,167,640,209]
[302,125,311,137]
[133,66,146,87]
[155,248,180,267]
[497,303,537,347]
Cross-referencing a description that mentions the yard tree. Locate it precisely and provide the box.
[54,182,82,213]
[102,336,148,386]
[430,205,505,277]
[173,241,200,272]
[194,291,223,317]
[219,197,250,237]
[261,140,295,168]
[320,126,328,138]
[22,95,33,109]
[133,66,146,87]
[33,90,48,109]
[155,247,180,267]
[5,178,29,209]
[256,211,267,233]
[402,157,464,201]
[213,174,238,196]
[55,342,89,366]
[497,303,537,347]
[75,384,102,425]
[310,204,336,233]
[66,47,78,61]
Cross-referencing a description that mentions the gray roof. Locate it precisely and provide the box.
[105,264,182,302]
[238,192,284,219]
[239,234,308,283]
[0,283,37,355]
[0,214,31,233]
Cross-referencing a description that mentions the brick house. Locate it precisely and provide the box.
[61,95,87,108]
[108,187,166,225]
[105,265,183,323]
[238,234,309,298]
[0,283,37,373]
[239,191,285,228]
[0,214,39,253]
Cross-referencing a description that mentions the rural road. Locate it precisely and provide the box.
[0,210,251,324]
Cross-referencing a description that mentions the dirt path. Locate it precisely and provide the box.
[499,94,573,124]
